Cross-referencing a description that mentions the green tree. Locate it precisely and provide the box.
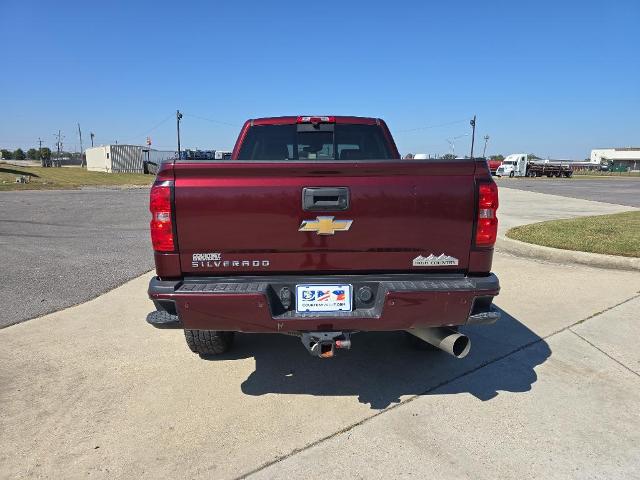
[13,148,26,160]
[527,153,541,161]
[39,147,52,167]
[441,153,457,160]
[489,154,504,162]
[27,148,38,160]
[1,149,12,160]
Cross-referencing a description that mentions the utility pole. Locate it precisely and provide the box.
[482,134,490,158]
[90,132,95,147]
[54,130,64,168]
[176,109,183,160]
[38,137,45,167]
[78,123,85,167]
[469,115,477,159]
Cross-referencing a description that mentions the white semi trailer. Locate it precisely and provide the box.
[496,154,596,178]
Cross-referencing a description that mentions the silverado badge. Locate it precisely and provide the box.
[413,254,459,267]
[298,216,353,235]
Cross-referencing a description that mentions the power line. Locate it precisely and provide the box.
[119,112,175,143]
[395,119,468,134]
[182,112,240,127]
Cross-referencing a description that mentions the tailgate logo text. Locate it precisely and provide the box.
[412,254,459,267]
[192,252,269,269]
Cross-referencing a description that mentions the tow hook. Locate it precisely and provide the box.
[301,332,351,358]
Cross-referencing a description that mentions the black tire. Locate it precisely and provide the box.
[509,171,515,178]
[184,329,234,356]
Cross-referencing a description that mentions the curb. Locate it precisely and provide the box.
[495,235,640,272]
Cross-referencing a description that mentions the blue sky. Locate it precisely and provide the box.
[1,0,638,158]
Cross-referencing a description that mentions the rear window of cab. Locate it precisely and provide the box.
[237,124,393,160]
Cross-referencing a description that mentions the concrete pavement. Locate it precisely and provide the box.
[250,300,640,480]
[497,186,637,235]
[1,252,639,479]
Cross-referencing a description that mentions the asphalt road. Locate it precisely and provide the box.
[496,176,640,207]
[0,188,152,328]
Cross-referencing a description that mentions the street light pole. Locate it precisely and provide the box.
[446,133,470,156]
[483,135,490,158]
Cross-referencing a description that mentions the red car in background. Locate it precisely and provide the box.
[487,158,502,175]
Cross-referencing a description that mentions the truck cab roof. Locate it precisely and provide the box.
[249,116,383,126]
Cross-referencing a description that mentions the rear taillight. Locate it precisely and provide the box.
[296,116,335,124]
[475,182,499,247]
[150,183,175,252]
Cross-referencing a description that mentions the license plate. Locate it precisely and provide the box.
[296,284,352,313]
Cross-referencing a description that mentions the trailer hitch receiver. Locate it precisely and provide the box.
[301,332,351,358]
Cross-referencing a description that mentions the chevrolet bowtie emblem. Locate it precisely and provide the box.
[298,216,353,235]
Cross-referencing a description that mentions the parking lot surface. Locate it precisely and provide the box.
[0,188,152,328]
[1,253,638,479]
[496,177,640,207]
[1,188,639,479]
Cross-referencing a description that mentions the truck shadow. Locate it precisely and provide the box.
[206,307,551,410]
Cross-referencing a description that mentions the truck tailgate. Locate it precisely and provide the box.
[173,160,477,274]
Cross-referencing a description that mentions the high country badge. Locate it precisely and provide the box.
[412,254,459,267]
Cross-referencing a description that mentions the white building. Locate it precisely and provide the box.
[590,148,640,172]
[86,145,175,173]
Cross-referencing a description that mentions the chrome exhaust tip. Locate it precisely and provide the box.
[407,327,471,359]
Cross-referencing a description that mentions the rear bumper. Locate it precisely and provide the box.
[147,273,500,332]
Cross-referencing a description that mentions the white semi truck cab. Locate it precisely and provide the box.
[495,154,527,177]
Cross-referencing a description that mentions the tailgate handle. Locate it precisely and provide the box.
[302,187,349,211]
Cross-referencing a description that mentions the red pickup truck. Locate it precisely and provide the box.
[147,116,500,359]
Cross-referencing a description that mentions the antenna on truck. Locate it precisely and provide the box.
[469,115,476,159]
